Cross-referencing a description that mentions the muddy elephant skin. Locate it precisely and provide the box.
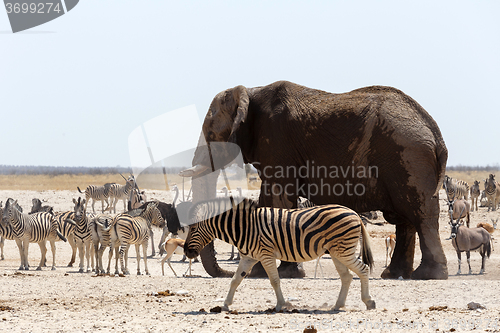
[188,80,448,280]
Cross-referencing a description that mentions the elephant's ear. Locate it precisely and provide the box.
[228,86,252,160]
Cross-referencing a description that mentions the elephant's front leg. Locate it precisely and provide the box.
[381,222,416,279]
[223,256,258,311]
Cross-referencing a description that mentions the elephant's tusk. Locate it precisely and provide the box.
[179,164,210,177]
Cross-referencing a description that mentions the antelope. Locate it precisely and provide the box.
[385,234,396,267]
[447,206,491,275]
[446,199,471,228]
[160,238,192,277]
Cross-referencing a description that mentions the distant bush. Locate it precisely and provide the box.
[446,165,500,172]
[0,165,133,176]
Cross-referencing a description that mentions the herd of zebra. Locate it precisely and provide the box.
[443,173,500,212]
[0,175,184,275]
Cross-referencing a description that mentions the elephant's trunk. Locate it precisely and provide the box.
[185,164,234,278]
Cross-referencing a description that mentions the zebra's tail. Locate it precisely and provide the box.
[360,222,374,272]
[77,187,84,194]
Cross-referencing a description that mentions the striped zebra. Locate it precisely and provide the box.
[104,201,164,275]
[77,183,113,213]
[484,174,499,212]
[443,175,469,201]
[0,201,20,261]
[51,210,78,267]
[470,180,481,212]
[88,213,114,274]
[109,175,136,214]
[2,198,67,270]
[70,197,96,272]
[184,198,375,312]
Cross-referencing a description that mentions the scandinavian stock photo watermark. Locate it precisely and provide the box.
[254,161,379,198]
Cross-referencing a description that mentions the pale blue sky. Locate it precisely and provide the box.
[1,1,499,168]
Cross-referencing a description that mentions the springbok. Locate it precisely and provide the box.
[385,234,396,267]
[160,238,192,277]
[477,220,497,251]
[447,207,491,275]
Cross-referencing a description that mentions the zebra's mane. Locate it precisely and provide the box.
[189,197,258,224]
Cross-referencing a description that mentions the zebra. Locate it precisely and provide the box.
[103,201,164,275]
[184,198,375,312]
[30,198,54,215]
[470,180,481,212]
[484,174,499,212]
[51,210,78,267]
[2,198,67,270]
[443,175,469,201]
[71,197,96,272]
[109,175,136,214]
[0,201,20,261]
[77,183,113,213]
[88,213,113,274]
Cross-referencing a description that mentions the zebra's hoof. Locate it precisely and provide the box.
[1,256,4,260]
[51,267,56,271]
[36,267,42,271]
[79,268,84,273]
[137,271,141,276]
[366,300,376,310]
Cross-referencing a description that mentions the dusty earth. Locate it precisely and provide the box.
[0,189,499,332]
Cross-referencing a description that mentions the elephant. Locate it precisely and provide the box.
[180,80,448,280]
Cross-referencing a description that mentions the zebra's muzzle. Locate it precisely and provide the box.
[184,247,199,259]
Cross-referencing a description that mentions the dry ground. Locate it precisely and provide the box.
[0,188,499,332]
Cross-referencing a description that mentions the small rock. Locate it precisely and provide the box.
[304,326,317,333]
[176,290,189,295]
[467,302,486,310]
[199,308,206,313]
[210,306,222,313]
[398,276,403,280]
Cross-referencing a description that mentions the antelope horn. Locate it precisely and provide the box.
[456,206,466,224]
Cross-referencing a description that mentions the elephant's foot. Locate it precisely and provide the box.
[249,261,305,278]
[381,264,413,279]
[411,262,448,280]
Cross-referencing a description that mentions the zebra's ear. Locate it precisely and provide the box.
[72,198,77,204]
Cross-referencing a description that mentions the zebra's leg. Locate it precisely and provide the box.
[135,244,142,275]
[106,244,114,275]
[331,257,353,310]
[67,234,77,267]
[223,256,258,311]
[76,239,85,273]
[259,256,289,312]
[466,251,472,274]
[124,244,131,275]
[149,229,155,257]
[0,237,4,260]
[119,243,129,275]
[85,241,92,272]
[37,241,47,271]
[337,255,375,310]
[142,241,150,275]
[314,255,324,278]
[49,240,57,270]
[16,239,26,270]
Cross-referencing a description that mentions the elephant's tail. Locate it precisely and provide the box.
[434,141,448,198]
